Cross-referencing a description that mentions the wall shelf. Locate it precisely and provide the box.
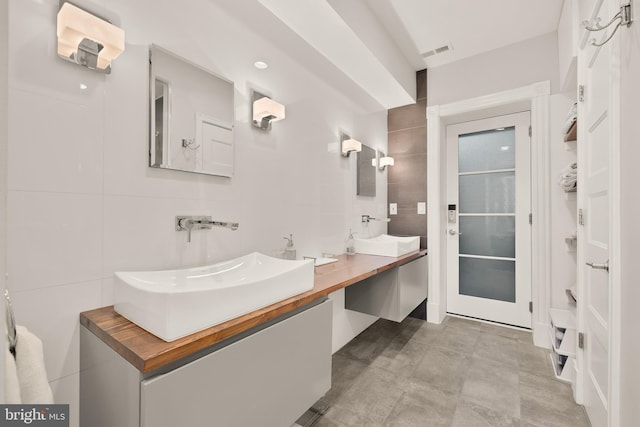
[564,121,577,142]
[564,233,577,252]
[549,308,577,383]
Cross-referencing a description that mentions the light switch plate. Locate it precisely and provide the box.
[389,203,397,215]
[417,202,426,214]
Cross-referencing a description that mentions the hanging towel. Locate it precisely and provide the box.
[14,325,53,404]
[4,344,21,403]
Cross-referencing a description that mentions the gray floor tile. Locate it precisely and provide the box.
[444,315,483,331]
[519,371,589,427]
[478,322,532,343]
[460,354,521,418]
[321,317,589,427]
[433,324,480,354]
[383,381,458,427]
[335,366,408,424]
[517,343,555,380]
[316,404,370,427]
[412,345,471,395]
[336,323,396,365]
[473,332,520,369]
[403,318,446,345]
[451,399,521,427]
[370,335,429,378]
[324,353,368,406]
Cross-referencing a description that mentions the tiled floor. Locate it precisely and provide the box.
[315,315,590,427]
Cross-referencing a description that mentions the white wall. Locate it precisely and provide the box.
[427,32,561,107]
[426,32,563,332]
[6,0,387,420]
[619,0,640,421]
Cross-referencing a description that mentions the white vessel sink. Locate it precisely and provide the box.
[113,252,314,341]
[353,234,420,257]
[313,257,338,267]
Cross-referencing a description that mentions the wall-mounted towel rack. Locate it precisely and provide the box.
[4,289,17,357]
[583,3,633,47]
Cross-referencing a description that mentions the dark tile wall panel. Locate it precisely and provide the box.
[416,69,427,101]
[387,70,428,249]
[388,126,427,158]
[387,100,427,132]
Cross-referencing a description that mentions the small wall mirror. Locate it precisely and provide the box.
[149,45,235,177]
[357,145,376,197]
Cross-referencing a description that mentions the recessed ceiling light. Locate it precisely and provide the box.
[500,146,510,151]
[496,127,505,131]
[79,83,88,90]
[254,61,268,70]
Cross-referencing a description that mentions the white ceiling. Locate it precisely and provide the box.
[367,0,564,69]
[219,0,564,110]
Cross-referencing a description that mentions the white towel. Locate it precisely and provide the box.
[14,325,53,404]
[4,345,21,403]
[559,162,578,191]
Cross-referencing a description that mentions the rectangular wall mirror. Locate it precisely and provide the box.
[357,145,376,197]
[149,45,235,177]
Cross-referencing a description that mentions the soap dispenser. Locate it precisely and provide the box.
[283,234,296,260]
[345,229,355,255]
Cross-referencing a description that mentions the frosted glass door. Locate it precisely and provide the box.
[458,127,516,302]
[446,112,531,328]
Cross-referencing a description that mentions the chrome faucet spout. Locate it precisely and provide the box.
[176,216,239,242]
[361,215,390,223]
[211,221,239,231]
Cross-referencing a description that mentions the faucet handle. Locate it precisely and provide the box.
[177,217,194,242]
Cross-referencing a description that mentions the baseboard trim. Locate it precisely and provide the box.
[426,301,445,324]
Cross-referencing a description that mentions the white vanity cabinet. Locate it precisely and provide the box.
[345,255,428,322]
[81,299,332,427]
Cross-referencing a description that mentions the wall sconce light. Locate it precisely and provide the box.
[56,2,125,74]
[379,156,395,170]
[372,151,394,170]
[341,134,362,157]
[252,91,285,130]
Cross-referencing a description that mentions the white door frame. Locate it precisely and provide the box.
[446,112,532,328]
[426,81,551,347]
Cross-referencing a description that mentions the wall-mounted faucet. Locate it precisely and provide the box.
[361,215,391,223]
[176,216,239,243]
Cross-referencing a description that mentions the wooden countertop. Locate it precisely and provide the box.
[80,250,427,374]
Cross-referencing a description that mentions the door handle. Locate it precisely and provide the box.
[448,229,462,236]
[586,260,609,272]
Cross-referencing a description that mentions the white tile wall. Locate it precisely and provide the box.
[9,281,102,382]
[8,87,103,194]
[7,191,103,291]
[6,0,388,421]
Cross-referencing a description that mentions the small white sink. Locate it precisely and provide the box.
[313,257,338,267]
[113,252,314,341]
[354,234,420,257]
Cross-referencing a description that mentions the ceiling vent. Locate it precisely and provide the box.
[421,43,453,58]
